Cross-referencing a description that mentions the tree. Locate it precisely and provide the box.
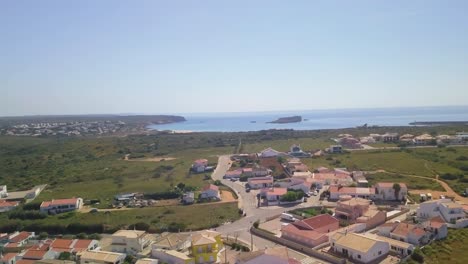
[393,183,401,200]
[58,252,72,260]
[213,180,221,186]
[38,232,48,240]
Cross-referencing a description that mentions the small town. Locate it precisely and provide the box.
[1,129,467,264]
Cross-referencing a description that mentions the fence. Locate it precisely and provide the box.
[250,227,346,264]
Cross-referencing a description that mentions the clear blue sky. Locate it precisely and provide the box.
[2,0,468,116]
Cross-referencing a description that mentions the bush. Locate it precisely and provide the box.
[129,222,150,231]
[253,220,259,229]
[58,252,72,260]
[8,209,47,220]
[38,232,48,240]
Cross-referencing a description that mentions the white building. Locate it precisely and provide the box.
[258,148,283,158]
[200,184,220,200]
[77,250,126,264]
[0,200,19,213]
[417,199,466,224]
[247,176,273,189]
[375,182,407,201]
[330,232,389,263]
[40,198,83,214]
[0,185,7,198]
[152,249,194,264]
[192,159,208,173]
[111,230,151,255]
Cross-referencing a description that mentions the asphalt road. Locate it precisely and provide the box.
[212,155,328,263]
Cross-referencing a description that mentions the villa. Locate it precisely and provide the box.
[39,198,83,214]
[281,214,339,247]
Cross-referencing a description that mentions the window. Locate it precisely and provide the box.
[358,255,361,259]
[378,251,382,255]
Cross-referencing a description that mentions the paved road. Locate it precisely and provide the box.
[212,155,329,263]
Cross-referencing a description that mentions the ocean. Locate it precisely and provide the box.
[148,106,468,132]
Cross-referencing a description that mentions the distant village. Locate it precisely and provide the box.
[1,131,468,264]
[0,121,130,137]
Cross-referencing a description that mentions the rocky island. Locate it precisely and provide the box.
[267,115,302,124]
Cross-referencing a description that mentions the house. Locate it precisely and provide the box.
[200,184,220,200]
[0,253,18,264]
[287,181,312,194]
[152,249,194,264]
[20,249,56,261]
[135,258,159,264]
[456,132,468,142]
[258,148,284,158]
[399,134,414,143]
[312,172,353,186]
[328,145,342,154]
[190,230,223,264]
[381,133,399,143]
[436,135,459,145]
[235,246,301,264]
[417,199,466,225]
[339,137,362,149]
[192,159,208,173]
[334,196,386,228]
[111,230,151,256]
[375,182,407,201]
[9,232,35,247]
[247,177,273,189]
[329,186,376,200]
[260,188,288,205]
[40,198,83,214]
[358,233,414,257]
[152,233,191,251]
[241,168,253,177]
[281,214,339,247]
[224,169,243,179]
[0,200,19,213]
[0,185,7,198]
[387,223,428,246]
[77,250,126,264]
[182,192,195,205]
[289,145,310,157]
[423,216,448,240]
[413,134,435,145]
[286,163,309,175]
[330,232,389,263]
[252,167,270,177]
[49,239,99,253]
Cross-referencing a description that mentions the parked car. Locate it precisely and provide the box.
[281,213,297,222]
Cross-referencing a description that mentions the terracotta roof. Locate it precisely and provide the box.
[429,216,447,228]
[74,239,93,249]
[51,239,73,249]
[248,177,273,184]
[282,224,328,241]
[23,249,48,260]
[194,159,208,164]
[0,200,19,207]
[16,260,36,264]
[262,187,287,196]
[299,214,338,230]
[392,223,426,237]
[40,198,79,208]
[10,231,32,243]
[0,253,18,261]
[329,186,375,195]
[5,242,20,248]
[202,184,219,191]
[376,182,407,189]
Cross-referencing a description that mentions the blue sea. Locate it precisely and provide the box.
[149,106,468,132]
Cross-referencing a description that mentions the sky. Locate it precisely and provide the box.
[1,0,468,116]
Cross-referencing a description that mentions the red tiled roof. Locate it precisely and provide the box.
[10,232,32,243]
[282,224,328,241]
[202,184,219,191]
[51,247,73,253]
[16,260,36,264]
[262,187,287,196]
[392,223,426,237]
[74,239,93,249]
[40,198,78,208]
[51,239,73,249]
[0,253,18,261]
[30,243,50,251]
[300,214,338,230]
[0,200,19,207]
[5,242,20,248]
[23,249,47,260]
[430,216,446,228]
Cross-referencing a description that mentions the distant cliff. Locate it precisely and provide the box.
[268,116,302,124]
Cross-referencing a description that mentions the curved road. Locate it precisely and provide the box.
[212,155,327,263]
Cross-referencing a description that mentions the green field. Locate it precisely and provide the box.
[0,202,240,234]
[405,228,468,264]
[365,172,444,191]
